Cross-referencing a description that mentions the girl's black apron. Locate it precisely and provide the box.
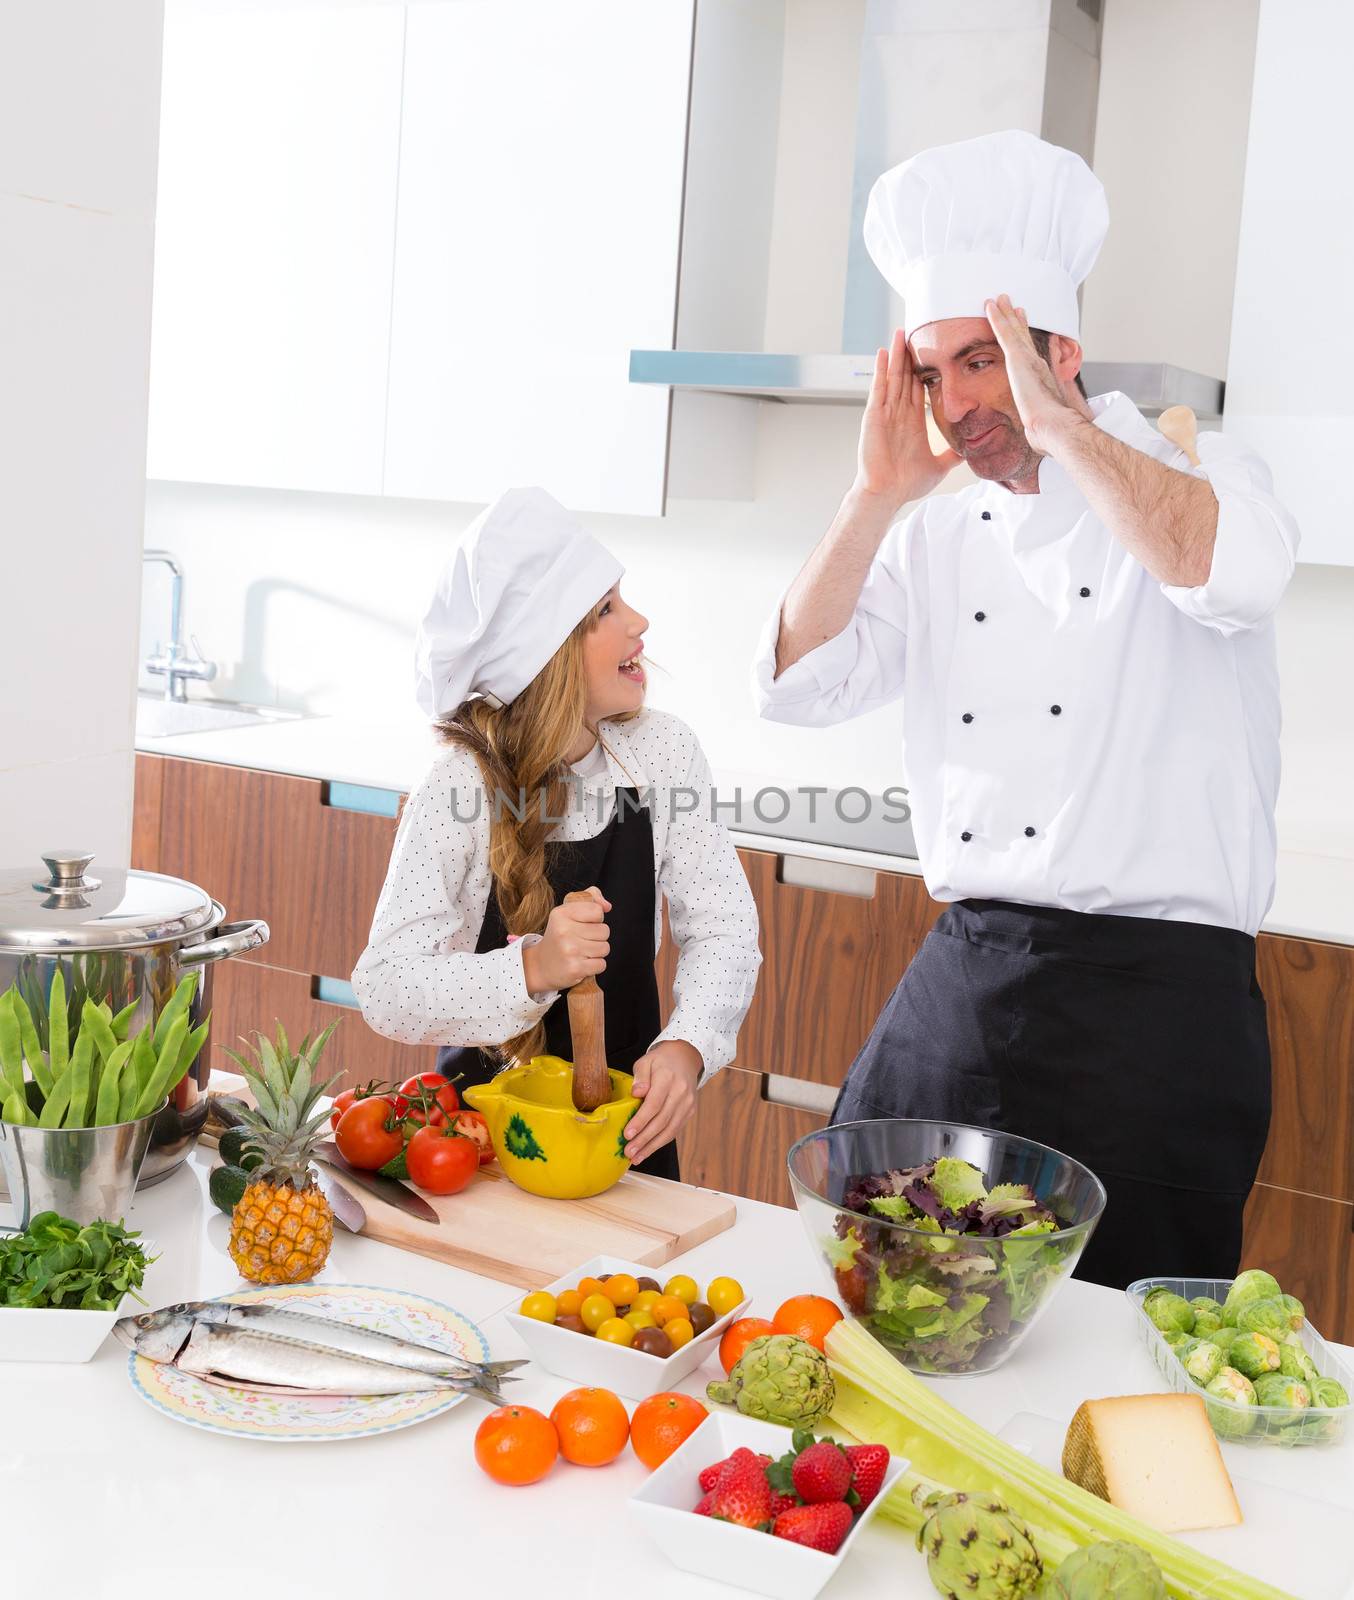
[831,899,1271,1289]
[437,787,679,1181]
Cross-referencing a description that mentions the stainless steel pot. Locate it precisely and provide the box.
[0,849,268,1186]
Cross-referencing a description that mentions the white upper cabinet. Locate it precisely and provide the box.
[147,2,404,495]
[1225,0,1353,566]
[382,0,694,516]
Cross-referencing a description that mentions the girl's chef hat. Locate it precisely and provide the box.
[864,129,1108,342]
[414,486,624,717]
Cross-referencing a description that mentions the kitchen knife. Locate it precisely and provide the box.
[315,1140,440,1224]
[314,1167,367,1234]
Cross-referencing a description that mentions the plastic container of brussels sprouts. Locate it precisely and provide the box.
[1128,1276,1353,1447]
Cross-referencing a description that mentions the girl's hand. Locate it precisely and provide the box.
[521,886,611,994]
[623,1040,702,1164]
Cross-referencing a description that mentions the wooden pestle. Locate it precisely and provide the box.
[562,889,611,1112]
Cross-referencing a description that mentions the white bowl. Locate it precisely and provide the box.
[630,1411,908,1600]
[504,1253,751,1399]
[0,1296,129,1363]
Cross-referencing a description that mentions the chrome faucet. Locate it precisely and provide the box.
[142,549,217,702]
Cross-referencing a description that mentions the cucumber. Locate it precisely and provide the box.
[379,1148,409,1181]
[218,1126,263,1171]
[208,1163,252,1215]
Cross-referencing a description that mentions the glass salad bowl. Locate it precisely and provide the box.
[787,1120,1107,1376]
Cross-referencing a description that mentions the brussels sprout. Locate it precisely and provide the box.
[1222,1269,1282,1325]
[1277,1337,1320,1387]
[1229,1330,1282,1381]
[1275,1292,1305,1331]
[1161,1330,1192,1350]
[1236,1297,1293,1339]
[1254,1373,1310,1409]
[1202,1327,1238,1356]
[1312,1377,1350,1409]
[1188,1294,1224,1321]
[1145,1292,1195,1336]
[1191,1309,1224,1338]
[1205,1367,1257,1438]
[1178,1337,1224,1387]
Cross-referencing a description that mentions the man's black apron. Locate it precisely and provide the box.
[831,899,1271,1289]
[437,787,679,1181]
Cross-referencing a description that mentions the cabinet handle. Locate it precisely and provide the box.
[322,781,401,818]
[776,853,877,899]
[313,976,360,1010]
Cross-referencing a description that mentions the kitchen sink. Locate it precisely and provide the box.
[135,694,301,739]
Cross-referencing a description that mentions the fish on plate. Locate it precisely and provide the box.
[115,1301,523,1401]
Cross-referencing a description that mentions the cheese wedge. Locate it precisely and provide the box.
[1063,1394,1242,1532]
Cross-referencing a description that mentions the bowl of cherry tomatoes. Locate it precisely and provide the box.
[329,1072,496,1196]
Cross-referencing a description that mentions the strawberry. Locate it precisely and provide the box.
[769,1490,799,1518]
[773,1502,854,1554]
[791,1440,853,1505]
[694,1490,716,1516]
[844,1443,890,1511]
[698,1458,730,1493]
[709,1455,773,1530]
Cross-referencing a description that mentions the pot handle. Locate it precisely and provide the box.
[179,918,270,968]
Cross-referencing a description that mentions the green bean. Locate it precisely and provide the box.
[38,1068,74,1128]
[152,973,198,1053]
[175,1019,210,1092]
[13,990,52,1100]
[136,1011,188,1119]
[110,999,139,1043]
[0,992,26,1101]
[129,1026,156,1109]
[81,999,119,1068]
[2,1085,31,1126]
[48,967,69,1080]
[94,1040,134,1126]
[62,1031,96,1128]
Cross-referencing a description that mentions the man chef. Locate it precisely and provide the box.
[753,130,1300,1289]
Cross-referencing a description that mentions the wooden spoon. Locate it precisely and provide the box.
[1157,404,1201,466]
[563,889,611,1113]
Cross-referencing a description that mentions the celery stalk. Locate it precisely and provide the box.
[826,1320,1296,1600]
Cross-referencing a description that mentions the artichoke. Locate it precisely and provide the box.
[1143,1292,1193,1337]
[1177,1337,1223,1387]
[1228,1330,1281,1381]
[1038,1542,1167,1599]
[705,1334,835,1427]
[1312,1377,1349,1409]
[1222,1269,1281,1325]
[917,1491,1042,1599]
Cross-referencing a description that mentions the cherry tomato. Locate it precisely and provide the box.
[447,1110,495,1166]
[328,1083,388,1132]
[334,1097,403,1170]
[392,1072,460,1124]
[405,1125,479,1195]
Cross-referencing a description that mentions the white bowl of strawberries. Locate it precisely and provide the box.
[628,1411,907,1600]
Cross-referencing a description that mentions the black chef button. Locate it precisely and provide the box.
[1050,704,1062,716]
[1079,586,1091,598]
[960,831,973,842]
[1024,826,1036,837]
[961,712,974,724]
[981,511,991,521]
[974,610,986,622]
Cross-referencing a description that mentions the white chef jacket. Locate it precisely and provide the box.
[352,707,761,1079]
[752,393,1300,935]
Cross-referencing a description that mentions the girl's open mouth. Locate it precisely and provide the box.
[619,650,645,683]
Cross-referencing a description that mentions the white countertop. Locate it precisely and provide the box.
[136,711,1354,947]
[2,1152,1349,1600]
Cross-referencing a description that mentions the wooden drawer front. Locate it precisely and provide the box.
[1256,932,1354,1204]
[153,756,399,981]
[734,848,941,1085]
[1242,1183,1353,1344]
[677,1065,825,1210]
[206,957,438,1092]
[132,753,166,871]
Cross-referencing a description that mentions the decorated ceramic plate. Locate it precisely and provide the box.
[126,1283,490,1442]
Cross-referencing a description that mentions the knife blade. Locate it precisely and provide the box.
[313,1167,367,1234]
[315,1140,440,1224]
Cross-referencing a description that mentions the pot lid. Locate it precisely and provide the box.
[0,849,220,951]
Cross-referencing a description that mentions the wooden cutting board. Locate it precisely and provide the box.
[317,1160,738,1289]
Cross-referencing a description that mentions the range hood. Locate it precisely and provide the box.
[629,351,1223,419]
[631,1,1224,422]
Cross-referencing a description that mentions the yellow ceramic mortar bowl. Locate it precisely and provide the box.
[463,1055,640,1200]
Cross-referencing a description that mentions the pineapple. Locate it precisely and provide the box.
[223,1021,340,1285]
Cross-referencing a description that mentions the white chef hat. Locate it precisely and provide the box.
[414,486,624,718]
[863,129,1108,341]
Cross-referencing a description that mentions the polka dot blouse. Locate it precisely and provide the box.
[351,707,762,1080]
